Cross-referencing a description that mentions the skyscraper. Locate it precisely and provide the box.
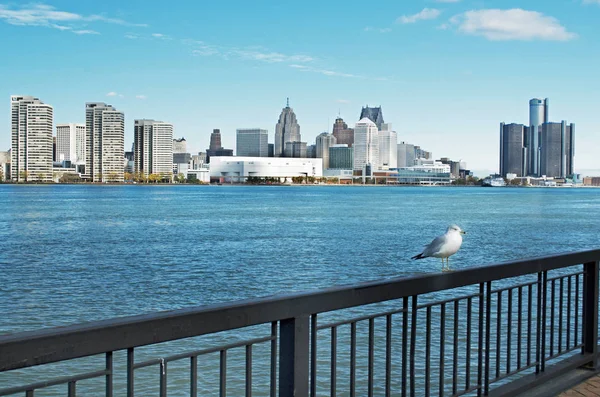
[209,129,222,152]
[359,106,384,130]
[11,95,53,182]
[528,98,549,176]
[134,119,174,177]
[236,129,269,157]
[332,117,354,147]
[378,123,397,169]
[397,142,415,168]
[56,123,86,164]
[275,98,301,157]
[329,144,353,169]
[499,123,527,177]
[353,118,379,175]
[315,132,337,169]
[85,102,125,182]
[540,121,574,178]
[284,141,307,158]
[173,137,187,154]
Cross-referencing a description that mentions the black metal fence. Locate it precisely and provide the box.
[1,250,599,396]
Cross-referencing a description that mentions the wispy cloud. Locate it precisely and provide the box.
[583,0,600,4]
[336,99,351,104]
[364,26,392,33]
[288,64,359,79]
[397,8,441,24]
[135,95,147,100]
[0,4,147,34]
[448,9,576,41]
[185,40,314,64]
[151,33,171,40]
[124,33,138,39]
[435,0,461,3]
[106,92,124,98]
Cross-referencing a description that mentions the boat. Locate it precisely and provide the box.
[482,177,506,187]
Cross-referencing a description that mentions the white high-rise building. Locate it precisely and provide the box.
[353,118,379,175]
[11,95,53,182]
[236,129,268,157]
[85,102,125,182]
[315,132,337,169]
[56,123,85,164]
[378,123,397,169]
[134,119,174,176]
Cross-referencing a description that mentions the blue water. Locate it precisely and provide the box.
[1,185,599,395]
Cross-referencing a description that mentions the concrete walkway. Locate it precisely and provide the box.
[559,374,600,396]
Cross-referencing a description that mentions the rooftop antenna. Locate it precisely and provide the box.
[286,97,289,107]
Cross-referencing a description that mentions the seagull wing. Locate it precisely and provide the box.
[421,234,448,257]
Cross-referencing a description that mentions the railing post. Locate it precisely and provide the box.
[279,315,309,397]
[582,261,599,369]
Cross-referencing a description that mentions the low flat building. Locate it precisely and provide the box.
[210,156,323,183]
[392,161,452,185]
[584,177,600,187]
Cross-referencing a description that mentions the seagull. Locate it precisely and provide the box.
[411,225,466,271]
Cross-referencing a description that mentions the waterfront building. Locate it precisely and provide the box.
[394,160,452,185]
[11,95,53,182]
[210,156,322,182]
[134,119,174,177]
[0,150,10,182]
[284,141,307,158]
[438,157,461,178]
[315,132,337,169]
[274,99,301,157]
[499,123,527,177]
[415,146,432,160]
[378,123,397,169]
[332,117,354,147]
[397,142,416,167]
[268,143,274,157]
[173,137,187,154]
[540,121,574,178]
[191,152,207,169]
[85,102,125,182]
[306,144,316,159]
[528,98,549,176]
[236,129,268,157]
[206,129,233,162]
[173,152,192,176]
[359,106,384,130]
[353,118,379,175]
[56,123,85,164]
[329,144,353,169]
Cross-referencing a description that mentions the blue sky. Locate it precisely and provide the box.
[1,0,599,174]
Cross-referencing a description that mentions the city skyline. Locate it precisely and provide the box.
[1,1,599,174]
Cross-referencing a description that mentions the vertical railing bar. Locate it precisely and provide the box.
[67,381,76,397]
[220,350,227,397]
[410,296,418,397]
[270,321,277,397]
[567,276,572,349]
[311,315,317,397]
[127,347,134,397]
[541,271,548,372]
[246,345,252,397]
[105,351,113,397]
[477,284,484,397]
[386,314,392,397]
[575,274,579,348]
[466,296,472,392]
[582,261,599,368]
[25,391,34,397]
[507,289,512,375]
[331,326,337,397]
[550,279,555,357]
[439,302,446,397]
[517,287,522,370]
[368,317,375,397]
[559,277,564,352]
[159,359,167,397]
[402,297,409,397]
[535,272,542,374]
[350,321,357,397]
[453,301,459,396]
[495,291,502,380]
[485,281,492,396]
[425,306,432,397]
[527,283,533,367]
[190,356,198,397]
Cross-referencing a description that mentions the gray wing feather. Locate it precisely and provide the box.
[421,234,448,257]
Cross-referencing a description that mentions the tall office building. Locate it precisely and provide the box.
[236,129,268,157]
[499,123,527,177]
[329,144,353,169]
[397,142,415,167]
[353,118,379,175]
[206,129,233,162]
[56,123,85,164]
[540,121,574,178]
[85,102,125,182]
[306,144,316,159]
[315,132,337,169]
[134,119,174,177]
[284,141,307,158]
[378,123,397,169]
[173,137,187,154]
[11,95,53,182]
[275,98,301,157]
[332,117,354,147]
[359,106,384,130]
[528,98,549,176]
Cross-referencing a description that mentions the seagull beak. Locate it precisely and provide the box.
[460,230,466,235]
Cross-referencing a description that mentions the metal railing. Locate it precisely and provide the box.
[1,249,599,396]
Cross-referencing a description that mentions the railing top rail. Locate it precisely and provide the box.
[1,248,599,372]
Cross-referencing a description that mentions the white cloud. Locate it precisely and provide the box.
[583,0,600,4]
[106,92,117,97]
[364,26,392,33]
[135,95,147,100]
[124,34,138,39]
[451,9,576,41]
[73,29,99,35]
[152,33,164,38]
[232,49,314,63]
[397,8,441,24]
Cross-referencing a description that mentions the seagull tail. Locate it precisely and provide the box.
[411,253,426,260]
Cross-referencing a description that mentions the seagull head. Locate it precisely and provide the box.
[448,224,466,235]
